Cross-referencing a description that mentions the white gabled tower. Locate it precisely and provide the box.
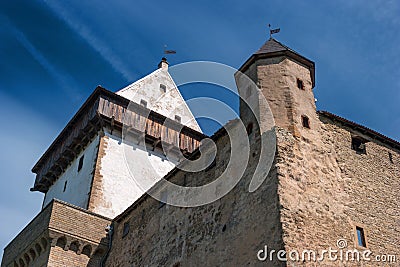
[116,57,202,132]
[35,59,204,219]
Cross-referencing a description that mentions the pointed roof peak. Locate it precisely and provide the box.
[255,38,297,55]
[239,37,315,88]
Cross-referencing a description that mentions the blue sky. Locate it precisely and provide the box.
[0,0,399,256]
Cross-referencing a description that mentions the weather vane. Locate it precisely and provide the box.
[268,24,280,38]
[163,45,176,55]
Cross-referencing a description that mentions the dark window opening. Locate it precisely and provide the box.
[122,221,130,237]
[175,115,181,123]
[63,181,67,192]
[246,122,253,135]
[183,175,187,187]
[301,115,310,129]
[160,84,166,92]
[159,190,168,208]
[389,152,393,163]
[297,78,304,90]
[351,137,367,154]
[356,226,367,247]
[78,155,84,172]
[140,99,147,108]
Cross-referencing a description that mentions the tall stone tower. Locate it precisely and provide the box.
[237,37,316,136]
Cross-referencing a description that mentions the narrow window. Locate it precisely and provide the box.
[122,221,130,237]
[159,190,167,208]
[351,136,367,154]
[297,78,304,90]
[246,122,253,135]
[160,84,166,92]
[301,115,310,129]
[175,115,181,123]
[356,226,367,247]
[78,155,84,172]
[140,99,147,108]
[389,152,393,163]
[63,181,67,192]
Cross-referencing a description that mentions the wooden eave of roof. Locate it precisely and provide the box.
[31,86,207,193]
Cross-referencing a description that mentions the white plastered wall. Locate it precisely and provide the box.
[116,68,202,132]
[43,136,100,209]
[92,131,178,218]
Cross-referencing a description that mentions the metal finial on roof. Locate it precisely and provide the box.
[163,44,176,55]
[268,24,280,39]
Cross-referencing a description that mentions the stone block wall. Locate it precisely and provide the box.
[105,127,286,266]
[2,200,111,267]
[276,114,399,266]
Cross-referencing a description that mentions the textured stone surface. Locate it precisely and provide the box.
[3,40,399,267]
[1,200,111,267]
[104,54,399,267]
[106,131,286,267]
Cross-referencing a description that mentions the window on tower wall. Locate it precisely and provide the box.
[246,122,253,135]
[301,115,310,129]
[389,152,393,163]
[297,78,304,90]
[78,155,84,172]
[160,83,166,93]
[140,99,147,108]
[351,136,367,154]
[159,190,168,208]
[122,221,130,237]
[356,226,367,247]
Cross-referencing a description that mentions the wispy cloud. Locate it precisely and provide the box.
[43,0,136,81]
[1,15,82,102]
[0,91,57,258]
[338,0,400,26]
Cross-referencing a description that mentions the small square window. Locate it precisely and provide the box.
[140,99,147,108]
[160,84,166,92]
[122,221,130,237]
[78,155,84,172]
[356,226,367,247]
[301,115,310,129]
[175,115,181,123]
[297,78,304,90]
[351,136,367,154]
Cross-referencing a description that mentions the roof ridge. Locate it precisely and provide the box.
[256,38,301,55]
[318,110,400,149]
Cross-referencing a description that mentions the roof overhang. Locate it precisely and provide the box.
[318,111,400,151]
[31,86,206,193]
[239,50,316,88]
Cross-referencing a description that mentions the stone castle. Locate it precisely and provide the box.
[2,37,399,267]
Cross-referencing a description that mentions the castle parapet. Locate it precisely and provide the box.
[2,199,111,267]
